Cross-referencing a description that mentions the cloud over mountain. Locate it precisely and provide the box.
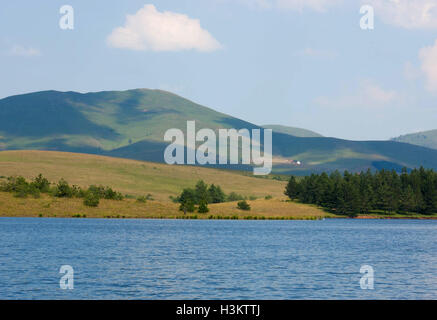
[107,4,221,52]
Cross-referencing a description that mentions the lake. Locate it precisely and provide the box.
[0,218,436,299]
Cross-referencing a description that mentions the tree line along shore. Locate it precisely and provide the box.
[1,167,437,219]
[285,167,437,217]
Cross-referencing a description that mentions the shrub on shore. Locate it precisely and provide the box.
[175,181,249,210]
[83,192,100,207]
[136,194,154,203]
[87,185,123,200]
[237,200,251,211]
[197,200,209,213]
[0,174,127,208]
[1,176,41,198]
[136,196,147,203]
[53,179,73,198]
[227,192,245,202]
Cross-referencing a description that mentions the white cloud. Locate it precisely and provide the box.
[419,39,437,93]
[366,0,437,29]
[315,80,397,110]
[107,4,221,52]
[363,82,397,103]
[8,45,40,57]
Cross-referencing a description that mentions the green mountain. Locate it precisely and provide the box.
[262,125,323,138]
[392,130,437,151]
[1,89,437,174]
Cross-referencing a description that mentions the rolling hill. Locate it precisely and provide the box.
[0,150,331,219]
[392,129,437,151]
[2,89,437,174]
[0,150,286,201]
[262,125,323,138]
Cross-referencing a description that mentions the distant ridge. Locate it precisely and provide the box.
[392,129,437,151]
[1,89,437,174]
[262,124,323,138]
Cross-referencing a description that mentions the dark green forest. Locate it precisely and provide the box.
[285,167,437,217]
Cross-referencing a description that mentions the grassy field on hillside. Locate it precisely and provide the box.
[1,151,435,220]
[0,150,286,201]
[0,151,333,219]
[0,192,330,219]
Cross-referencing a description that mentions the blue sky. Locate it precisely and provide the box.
[1,0,437,140]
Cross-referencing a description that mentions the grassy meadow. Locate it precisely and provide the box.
[0,150,285,201]
[1,151,435,220]
[0,150,332,219]
[0,192,330,219]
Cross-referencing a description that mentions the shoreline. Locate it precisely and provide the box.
[0,214,436,220]
[354,215,437,220]
[1,190,436,221]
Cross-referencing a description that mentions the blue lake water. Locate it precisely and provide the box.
[0,217,436,299]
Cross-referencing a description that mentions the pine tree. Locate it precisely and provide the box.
[198,200,209,213]
[208,184,226,203]
[178,188,196,214]
[421,173,437,214]
[195,180,210,204]
[284,176,299,200]
[280,167,437,217]
[398,185,416,214]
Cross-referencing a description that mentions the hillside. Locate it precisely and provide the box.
[0,89,256,151]
[0,150,285,201]
[262,125,323,137]
[0,150,332,219]
[2,89,437,174]
[392,129,437,150]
